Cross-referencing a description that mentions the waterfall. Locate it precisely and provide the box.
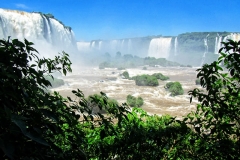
[174,37,178,56]
[99,41,102,50]
[77,41,90,52]
[230,33,240,41]
[215,34,222,54]
[121,40,124,50]
[110,40,118,52]
[148,37,172,58]
[0,8,77,56]
[42,15,52,43]
[127,39,132,54]
[200,34,209,66]
[214,37,218,54]
[91,41,96,48]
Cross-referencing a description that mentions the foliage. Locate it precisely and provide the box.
[86,94,118,114]
[44,13,54,18]
[142,66,147,70]
[144,57,180,67]
[99,61,111,69]
[126,95,144,107]
[133,74,159,86]
[0,38,86,159]
[188,39,240,159]
[152,73,169,80]
[121,71,130,79]
[82,107,196,160]
[39,13,71,31]
[165,81,184,96]
[123,54,133,61]
[2,37,240,160]
[115,51,121,59]
[98,53,182,69]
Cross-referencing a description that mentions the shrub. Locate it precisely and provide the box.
[127,95,144,107]
[134,75,159,86]
[87,94,118,114]
[142,66,147,70]
[165,81,174,89]
[165,81,184,96]
[136,96,144,107]
[152,73,169,80]
[122,71,130,79]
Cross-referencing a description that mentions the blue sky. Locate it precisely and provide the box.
[2,0,240,41]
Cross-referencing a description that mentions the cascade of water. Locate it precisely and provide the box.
[218,33,240,54]
[200,34,209,66]
[127,39,132,54]
[91,41,96,48]
[121,40,124,50]
[0,9,43,40]
[214,37,218,54]
[217,36,222,53]
[110,40,118,53]
[148,37,172,58]
[214,34,222,54]
[174,37,178,56]
[0,8,76,53]
[77,41,90,52]
[231,33,240,41]
[41,15,52,43]
[99,41,102,50]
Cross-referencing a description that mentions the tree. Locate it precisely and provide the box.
[123,54,133,61]
[0,38,86,159]
[104,52,111,61]
[188,39,240,159]
[115,51,121,59]
[99,61,111,69]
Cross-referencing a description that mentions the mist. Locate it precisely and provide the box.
[1,8,240,117]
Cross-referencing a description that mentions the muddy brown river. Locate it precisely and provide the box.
[51,66,201,118]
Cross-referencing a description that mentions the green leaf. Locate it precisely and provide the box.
[0,139,14,159]
[11,114,49,146]
[40,109,59,122]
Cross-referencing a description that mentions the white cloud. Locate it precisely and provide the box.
[15,3,29,9]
